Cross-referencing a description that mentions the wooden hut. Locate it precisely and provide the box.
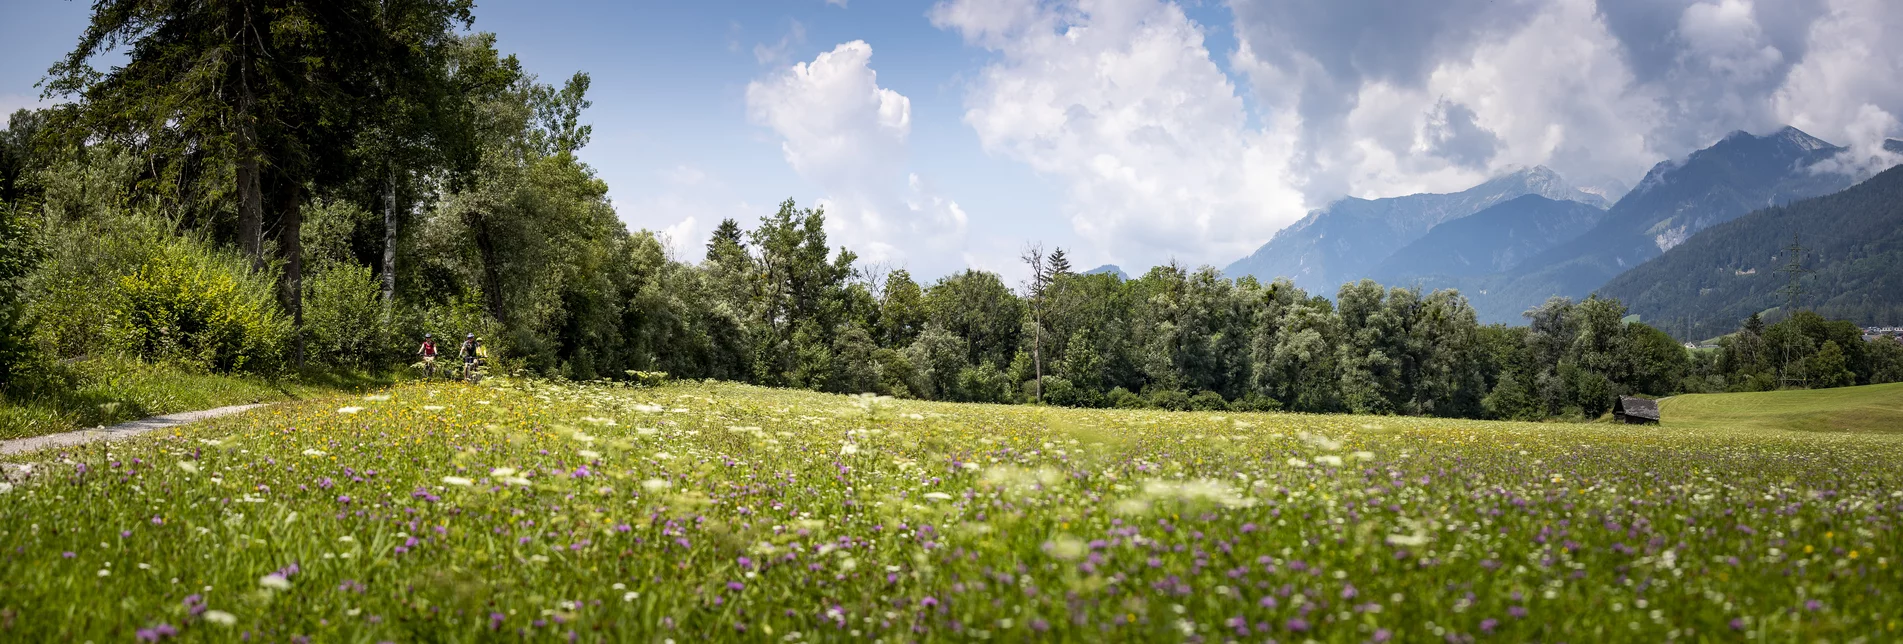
[1612,396,1660,425]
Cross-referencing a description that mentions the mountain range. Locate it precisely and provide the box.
[1224,125,1901,330]
[1457,126,1855,322]
[1596,162,1903,340]
[1223,166,1608,294]
[1370,195,1607,282]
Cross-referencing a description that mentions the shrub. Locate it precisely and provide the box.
[303,262,396,369]
[1147,387,1191,411]
[113,237,290,373]
[871,348,917,398]
[1188,390,1228,412]
[956,362,1010,404]
[0,201,39,389]
[1107,386,1146,409]
[1229,392,1283,413]
[1042,376,1105,408]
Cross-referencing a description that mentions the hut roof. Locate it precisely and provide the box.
[1616,396,1660,421]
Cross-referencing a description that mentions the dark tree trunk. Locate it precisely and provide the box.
[274,177,305,367]
[381,167,398,305]
[236,84,264,267]
[1034,316,1043,403]
[470,210,506,324]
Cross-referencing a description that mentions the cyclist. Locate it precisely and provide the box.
[460,333,480,381]
[416,333,439,379]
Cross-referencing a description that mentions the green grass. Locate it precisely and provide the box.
[0,379,1898,642]
[0,358,395,441]
[1659,382,1903,434]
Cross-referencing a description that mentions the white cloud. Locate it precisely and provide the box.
[931,0,1307,272]
[826,0,849,6]
[926,0,1902,273]
[619,165,757,261]
[658,216,701,262]
[1773,0,1903,173]
[1295,0,1665,198]
[746,41,969,274]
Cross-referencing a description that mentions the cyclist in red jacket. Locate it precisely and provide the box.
[417,333,440,379]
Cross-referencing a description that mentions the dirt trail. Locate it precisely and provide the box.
[0,404,267,456]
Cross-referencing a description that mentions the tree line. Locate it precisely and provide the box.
[2,0,1899,418]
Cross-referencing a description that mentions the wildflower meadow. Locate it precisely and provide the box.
[1,379,1898,642]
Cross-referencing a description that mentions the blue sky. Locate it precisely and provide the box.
[7,0,1903,283]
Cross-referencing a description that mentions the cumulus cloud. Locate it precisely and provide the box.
[746,41,969,273]
[620,164,757,261]
[928,0,1903,269]
[930,0,1307,271]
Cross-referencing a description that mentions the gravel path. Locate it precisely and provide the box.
[0,404,268,456]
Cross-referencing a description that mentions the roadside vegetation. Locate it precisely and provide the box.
[0,357,392,441]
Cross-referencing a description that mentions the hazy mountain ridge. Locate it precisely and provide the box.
[1083,264,1129,280]
[1371,195,1607,282]
[1223,166,1608,293]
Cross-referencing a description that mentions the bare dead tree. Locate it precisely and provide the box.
[1021,243,1048,404]
[857,259,896,301]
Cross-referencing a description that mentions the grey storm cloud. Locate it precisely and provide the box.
[1595,0,1831,152]
[1226,0,1903,202]
[1424,100,1501,170]
[1594,0,1824,83]
[1227,0,1545,91]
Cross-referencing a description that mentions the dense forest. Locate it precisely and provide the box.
[2,0,1900,422]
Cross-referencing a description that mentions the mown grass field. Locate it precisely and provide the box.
[1,379,1899,642]
[1659,382,1903,434]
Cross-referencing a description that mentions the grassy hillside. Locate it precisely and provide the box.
[1659,382,1903,433]
[2,379,1899,641]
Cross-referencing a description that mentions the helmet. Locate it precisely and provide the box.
[467,333,475,339]
[425,333,433,338]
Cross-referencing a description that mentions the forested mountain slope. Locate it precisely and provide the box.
[1597,163,1903,340]
[1464,126,1858,323]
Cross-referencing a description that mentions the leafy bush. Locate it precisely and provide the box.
[1188,390,1228,412]
[1042,376,1106,408]
[871,348,917,398]
[955,362,1010,404]
[304,262,396,369]
[1228,392,1283,413]
[1146,387,1191,411]
[0,201,39,389]
[113,237,289,373]
[1107,386,1145,409]
[25,159,290,376]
